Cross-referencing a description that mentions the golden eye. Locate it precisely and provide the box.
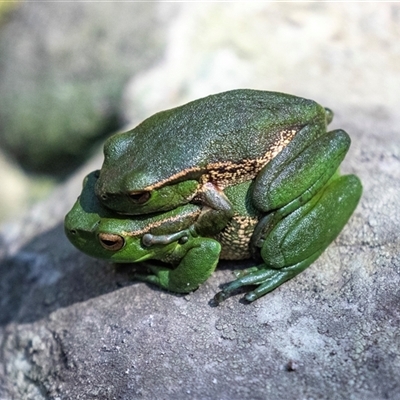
[128,191,150,204]
[98,233,124,251]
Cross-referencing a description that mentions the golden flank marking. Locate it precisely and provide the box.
[215,214,259,260]
[204,129,297,188]
[121,209,201,237]
[144,129,297,190]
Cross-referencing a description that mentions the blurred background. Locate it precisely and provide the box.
[0,2,398,223]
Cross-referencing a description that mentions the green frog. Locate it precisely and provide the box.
[65,169,362,302]
[95,89,347,239]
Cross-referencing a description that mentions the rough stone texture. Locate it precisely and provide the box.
[1,3,400,400]
[1,105,399,400]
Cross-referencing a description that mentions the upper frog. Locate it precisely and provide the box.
[66,89,363,302]
[95,89,331,235]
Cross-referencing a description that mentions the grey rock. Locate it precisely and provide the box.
[0,108,399,399]
[1,3,400,399]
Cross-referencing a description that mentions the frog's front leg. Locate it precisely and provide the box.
[193,182,235,236]
[134,237,221,293]
[142,230,192,247]
[147,182,234,241]
[141,195,231,247]
[215,173,362,303]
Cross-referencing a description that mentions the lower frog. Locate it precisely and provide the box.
[65,169,362,302]
[65,171,221,293]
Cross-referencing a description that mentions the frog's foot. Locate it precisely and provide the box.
[133,262,175,289]
[134,238,221,294]
[133,262,189,292]
[214,259,311,303]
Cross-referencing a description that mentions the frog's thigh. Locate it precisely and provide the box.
[161,239,221,293]
[243,174,361,302]
[260,174,362,270]
[253,128,351,213]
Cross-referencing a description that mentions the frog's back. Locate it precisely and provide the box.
[103,89,325,189]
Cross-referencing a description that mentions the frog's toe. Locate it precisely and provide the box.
[244,291,258,302]
[214,266,273,303]
[217,265,305,302]
[232,266,259,278]
[244,276,285,302]
[213,290,230,304]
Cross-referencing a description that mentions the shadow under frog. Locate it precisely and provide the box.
[0,222,166,325]
[0,217,250,326]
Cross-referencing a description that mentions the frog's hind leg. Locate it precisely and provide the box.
[214,266,279,303]
[215,173,362,303]
[252,127,351,217]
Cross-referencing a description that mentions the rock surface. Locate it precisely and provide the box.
[1,102,399,400]
[1,3,400,400]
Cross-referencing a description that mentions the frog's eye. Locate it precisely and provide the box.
[98,233,125,251]
[128,191,150,204]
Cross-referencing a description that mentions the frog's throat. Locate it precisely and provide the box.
[143,128,297,191]
[120,209,202,237]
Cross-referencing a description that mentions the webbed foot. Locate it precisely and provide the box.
[214,259,312,303]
